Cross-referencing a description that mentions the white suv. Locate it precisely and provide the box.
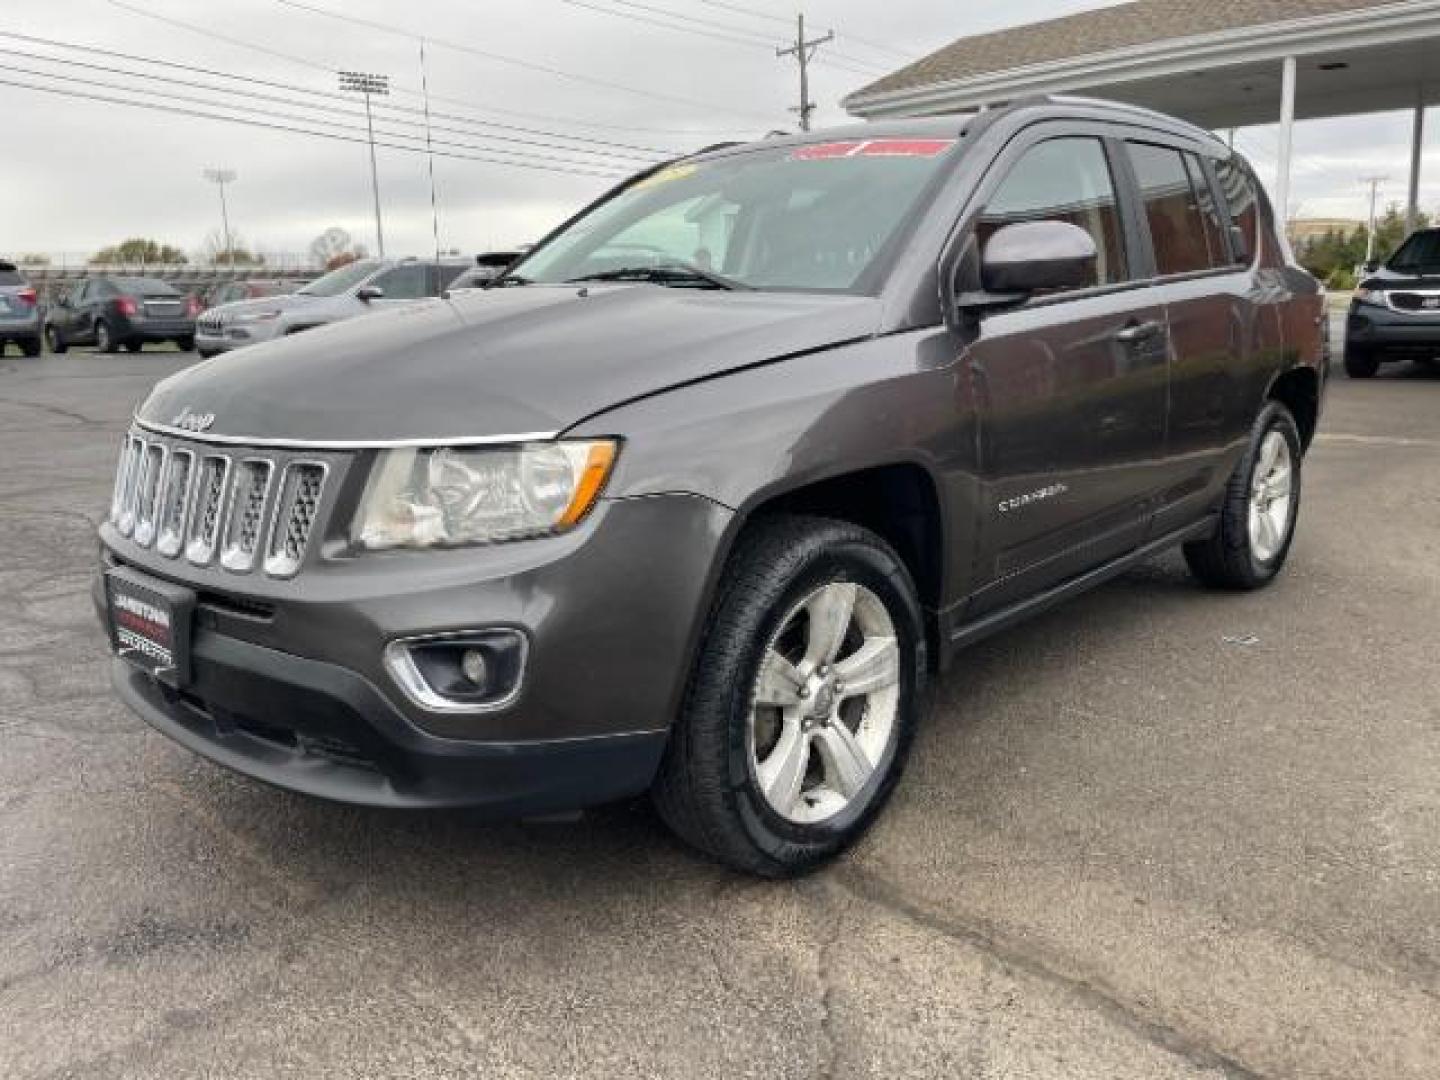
[195,258,470,357]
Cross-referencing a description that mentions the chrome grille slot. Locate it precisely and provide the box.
[220,459,274,572]
[264,463,327,578]
[111,435,143,533]
[110,430,335,578]
[155,449,194,557]
[186,455,231,565]
[132,443,167,547]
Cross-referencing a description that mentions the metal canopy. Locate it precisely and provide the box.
[845,1,1440,226]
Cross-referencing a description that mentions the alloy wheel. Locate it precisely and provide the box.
[748,581,901,824]
[1248,431,1294,563]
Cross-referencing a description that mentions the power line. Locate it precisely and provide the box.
[100,0,739,138]
[690,0,915,60]
[0,74,633,179]
[554,0,891,75]
[0,53,654,172]
[777,13,833,132]
[0,43,661,164]
[271,0,777,121]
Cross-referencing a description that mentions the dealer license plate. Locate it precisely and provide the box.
[105,566,195,687]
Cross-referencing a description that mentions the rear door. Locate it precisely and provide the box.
[961,127,1170,615]
[1119,138,1252,535]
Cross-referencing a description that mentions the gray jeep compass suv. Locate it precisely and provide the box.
[96,98,1326,876]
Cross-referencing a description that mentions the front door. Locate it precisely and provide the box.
[961,133,1170,615]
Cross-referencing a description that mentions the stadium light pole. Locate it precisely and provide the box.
[202,168,236,265]
[339,71,389,258]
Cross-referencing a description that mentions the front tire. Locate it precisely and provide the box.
[1344,345,1380,378]
[95,320,117,353]
[653,515,926,877]
[1184,402,1302,590]
[20,336,41,358]
[45,325,67,354]
[176,335,195,352]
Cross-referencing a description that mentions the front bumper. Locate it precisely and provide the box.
[98,491,732,811]
[110,643,666,812]
[196,320,282,353]
[1346,302,1440,354]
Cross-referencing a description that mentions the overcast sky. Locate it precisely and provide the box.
[2,0,1435,263]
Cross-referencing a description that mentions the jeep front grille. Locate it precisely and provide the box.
[109,431,331,578]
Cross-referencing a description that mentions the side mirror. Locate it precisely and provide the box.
[356,285,385,303]
[980,221,1098,295]
[1363,260,1380,274]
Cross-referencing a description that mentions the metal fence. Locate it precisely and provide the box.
[12,254,323,304]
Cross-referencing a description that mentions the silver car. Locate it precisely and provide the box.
[0,260,42,357]
[194,258,470,357]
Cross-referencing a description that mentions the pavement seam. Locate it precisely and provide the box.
[833,865,1266,1080]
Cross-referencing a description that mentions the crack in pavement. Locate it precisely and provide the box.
[833,865,1266,1080]
[0,393,105,426]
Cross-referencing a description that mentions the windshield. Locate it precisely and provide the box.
[298,259,382,297]
[512,138,958,292]
[1387,231,1440,273]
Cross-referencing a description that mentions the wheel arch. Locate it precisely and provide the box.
[1265,365,1321,452]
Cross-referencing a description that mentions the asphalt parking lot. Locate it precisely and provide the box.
[1,340,1437,1079]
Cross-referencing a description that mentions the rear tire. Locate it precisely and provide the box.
[1344,346,1380,378]
[176,336,195,352]
[652,515,926,877]
[45,325,67,354]
[1184,402,1302,591]
[95,320,118,354]
[124,341,143,353]
[20,336,41,358]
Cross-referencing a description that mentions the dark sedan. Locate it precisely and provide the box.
[46,276,199,354]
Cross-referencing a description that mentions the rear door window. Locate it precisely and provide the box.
[1126,142,1219,275]
[977,136,1129,289]
[0,269,23,286]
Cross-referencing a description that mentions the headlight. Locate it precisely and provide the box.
[232,309,282,323]
[352,440,618,550]
[1354,288,1387,307]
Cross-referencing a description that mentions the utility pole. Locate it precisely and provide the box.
[419,40,441,263]
[202,168,236,265]
[776,13,833,132]
[339,71,390,258]
[1361,175,1389,265]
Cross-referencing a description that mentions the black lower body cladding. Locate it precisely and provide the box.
[97,493,734,813]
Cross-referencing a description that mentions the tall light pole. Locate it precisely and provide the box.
[1361,175,1389,266]
[202,168,236,265]
[776,13,833,132]
[339,70,389,258]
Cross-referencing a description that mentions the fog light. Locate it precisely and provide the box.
[383,630,527,713]
[460,648,489,689]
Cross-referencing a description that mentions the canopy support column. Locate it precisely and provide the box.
[1275,56,1297,230]
[1407,88,1425,234]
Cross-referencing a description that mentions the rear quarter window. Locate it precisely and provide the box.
[1213,156,1259,265]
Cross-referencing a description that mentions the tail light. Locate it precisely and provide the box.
[186,296,202,317]
[16,287,36,307]
[116,296,139,317]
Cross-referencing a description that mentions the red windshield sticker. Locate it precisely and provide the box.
[859,139,955,158]
[790,141,865,160]
[790,139,955,161]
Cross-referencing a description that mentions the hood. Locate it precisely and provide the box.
[1361,265,1440,291]
[140,285,882,443]
[202,293,314,320]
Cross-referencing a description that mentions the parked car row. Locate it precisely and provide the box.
[0,252,523,357]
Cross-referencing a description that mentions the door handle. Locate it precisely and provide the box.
[1115,320,1164,344]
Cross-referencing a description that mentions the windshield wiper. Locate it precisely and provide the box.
[565,263,751,291]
